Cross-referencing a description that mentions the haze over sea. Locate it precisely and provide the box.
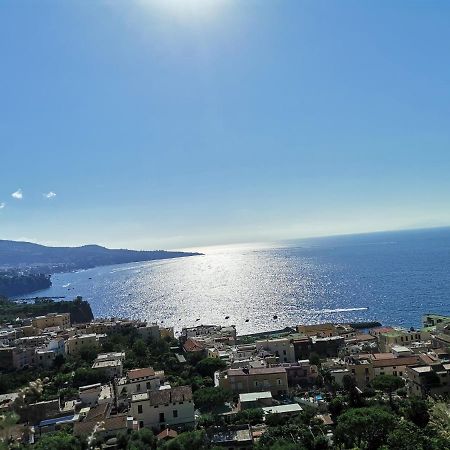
[33,228,450,334]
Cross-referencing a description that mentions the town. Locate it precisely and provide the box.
[0,298,449,449]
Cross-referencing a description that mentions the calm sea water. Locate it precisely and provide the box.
[31,228,450,334]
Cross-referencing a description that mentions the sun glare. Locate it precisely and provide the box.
[137,0,227,23]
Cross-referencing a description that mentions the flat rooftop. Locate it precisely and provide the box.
[239,391,272,402]
[262,404,303,415]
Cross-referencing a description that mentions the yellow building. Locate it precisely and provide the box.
[297,323,337,338]
[32,313,70,330]
[65,333,102,355]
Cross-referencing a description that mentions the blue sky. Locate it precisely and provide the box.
[1,0,450,250]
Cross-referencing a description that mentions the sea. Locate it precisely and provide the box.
[27,227,450,335]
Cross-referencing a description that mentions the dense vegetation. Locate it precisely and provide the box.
[0,296,93,324]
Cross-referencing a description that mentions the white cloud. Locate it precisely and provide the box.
[11,189,23,200]
[0,202,5,209]
[44,191,57,199]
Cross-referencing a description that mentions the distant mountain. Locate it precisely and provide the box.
[0,240,203,272]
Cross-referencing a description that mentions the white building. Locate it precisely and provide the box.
[130,385,194,431]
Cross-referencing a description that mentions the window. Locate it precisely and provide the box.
[139,420,144,428]
[136,384,141,392]
[138,405,143,414]
[277,378,281,385]
[173,410,178,418]
[254,381,258,387]
[159,412,165,423]
[146,381,151,389]
[283,350,287,355]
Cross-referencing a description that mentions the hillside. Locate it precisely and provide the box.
[0,240,202,270]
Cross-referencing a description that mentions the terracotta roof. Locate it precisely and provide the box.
[372,356,421,368]
[128,367,155,379]
[354,334,376,342]
[85,403,109,422]
[228,367,287,376]
[371,353,396,360]
[73,421,96,436]
[157,428,178,440]
[183,338,205,352]
[101,415,127,432]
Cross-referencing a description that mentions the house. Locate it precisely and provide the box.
[377,329,430,352]
[92,352,125,378]
[180,325,237,346]
[330,368,351,387]
[220,367,288,396]
[407,363,450,397]
[372,355,422,378]
[422,314,450,331]
[79,384,101,407]
[183,338,206,354]
[344,355,373,388]
[130,385,194,431]
[238,392,273,411]
[126,367,163,392]
[32,313,70,331]
[262,403,303,418]
[65,333,104,355]
[255,337,296,363]
[92,359,123,379]
[209,425,253,450]
[297,323,337,338]
[277,360,319,387]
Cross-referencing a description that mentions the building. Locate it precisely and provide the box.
[297,323,337,338]
[344,355,374,388]
[422,314,450,331]
[65,333,104,355]
[255,337,296,363]
[125,367,163,393]
[130,386,194,431]
[92,353,124,379]
[377,329,430,352]
[238,392,273,411]
[32,313,70,330]
[262,403,303,417]
[276,360,319,387]
[407,363,450,397]
[372,355,423,378]
[180,325,237,346]
[220,367,288,396]
[330,368,351,387]
[209,425,253,450]
[311,336,345,357]
[79,384,102,407]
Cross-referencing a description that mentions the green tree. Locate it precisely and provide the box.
[193,387,231,411]
[334,407,397,450]
[386,421,426,450]
[371,375,404,408]
[328,397,344,418]
[405,397,430,428]
[29,431,85,450]
[159,430,208,450]
[196,358,227,378]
